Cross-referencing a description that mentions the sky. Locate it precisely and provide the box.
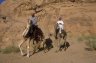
[0,0,5,4]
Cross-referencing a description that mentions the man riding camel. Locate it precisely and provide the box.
[55,17,64,39]
[29,13,38,26]
[56,17,64,33]
[22,13,38,37]
[29,13,38,33]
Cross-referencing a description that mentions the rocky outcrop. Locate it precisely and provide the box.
[0,0,96,48]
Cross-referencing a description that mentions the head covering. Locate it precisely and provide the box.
[32,13,35,17]
[59,17,62,20]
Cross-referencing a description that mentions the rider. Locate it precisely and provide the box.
[22,13,38,37]
[29,13,38,33]
[56,17,64,33]
[29,13,37,26]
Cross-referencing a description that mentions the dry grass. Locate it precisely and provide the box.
[78,34,96,50]
[0,46,20,54]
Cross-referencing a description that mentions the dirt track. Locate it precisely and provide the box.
[0,41,96,63]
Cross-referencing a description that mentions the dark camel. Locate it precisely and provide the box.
[19,23,44,57]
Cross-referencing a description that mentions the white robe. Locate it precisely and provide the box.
[57,20,64,29]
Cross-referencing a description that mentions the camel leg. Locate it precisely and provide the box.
[57,36,62,52]
[26,38,31,57]
[36,41,41,52]
[59,28,62,34]
[33,40,37,53]
[18,38,27,56]
[33,40,40,53]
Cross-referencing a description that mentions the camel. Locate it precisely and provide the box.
[54,23,67,52]
[55,23,67,40]
[18,22,44,57]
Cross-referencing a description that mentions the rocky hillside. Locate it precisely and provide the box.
[0,0,96,48]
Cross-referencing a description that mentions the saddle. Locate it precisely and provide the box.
[22,24,37,37]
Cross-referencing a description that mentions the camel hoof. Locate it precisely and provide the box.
[26,54,30,58]
[22,53,27,56]
[21,53,25,56]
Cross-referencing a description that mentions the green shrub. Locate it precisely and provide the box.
[86,36,96,50]
[77,36,84,42]
[0,46,20,54]
[78,34,96,50]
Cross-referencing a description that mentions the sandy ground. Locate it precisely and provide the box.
[0,41,96,63]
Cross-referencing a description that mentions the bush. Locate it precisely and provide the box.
[85,35,96,50]
[0,46,20,54]
[77,36,84,42]
[78,35,96,50]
